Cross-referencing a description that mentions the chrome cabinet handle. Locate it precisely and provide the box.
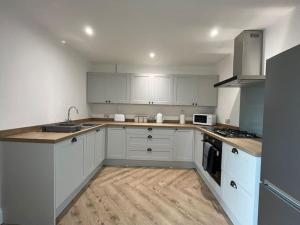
[71,137,77,143]
[147,148,152,152]
[148,127,152,131]
[148,135,152,139]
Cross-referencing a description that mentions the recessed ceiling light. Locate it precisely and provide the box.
[210,28,219,38]
[61,40,67,45]
[84,26,94,36]
[149,52,156,58]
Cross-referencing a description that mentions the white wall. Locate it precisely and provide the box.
[264,6,300,62]
[0,9,90,220]
[89,63,217,120]
[216,5,300,127]
[215,54,240,126]
[0,11,90,131]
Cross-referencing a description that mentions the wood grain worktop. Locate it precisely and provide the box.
[0,120,262,157]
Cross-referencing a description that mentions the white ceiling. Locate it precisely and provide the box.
[3,0,299,66]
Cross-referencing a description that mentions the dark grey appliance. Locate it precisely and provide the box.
[214,30,265,88]
[258,44,300,225]
[202,134,222,185]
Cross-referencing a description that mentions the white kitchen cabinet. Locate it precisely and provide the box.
[130,75,151,104]
[173,129,194,161]
[194,130,204,169]
[107,74,130,103]
[175,76,218,106]
[127,131,173,161]
[175,76,198,106]
[221,143,261,225]
[130,74,174,105]
[84,131,96,177]
[94,128,105,167]
[196,77,218,106]
[222,173,254,225]
[87,73,107,103]
[151,75,174,104]
[107,127,126,159]
[87,72,129,104]
[55,136,85,208]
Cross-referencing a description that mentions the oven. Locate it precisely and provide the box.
[202,134,222,185]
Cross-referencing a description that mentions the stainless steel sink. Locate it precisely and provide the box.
[42,122,82,133]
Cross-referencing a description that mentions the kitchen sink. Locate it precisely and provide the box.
[42,122,82,133]
[41,122,98,133]
[81,123,97,127]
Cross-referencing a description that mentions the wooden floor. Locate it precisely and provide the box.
[58,166,232,225]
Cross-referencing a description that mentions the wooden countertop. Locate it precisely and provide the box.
[0,121,262,157]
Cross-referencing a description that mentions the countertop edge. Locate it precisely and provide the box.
[0,122,262,157]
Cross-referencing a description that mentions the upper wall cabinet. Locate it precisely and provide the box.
[87,73,217,106]
[87,72,130,104]
[130,74,174,105]
[175,75,218,106]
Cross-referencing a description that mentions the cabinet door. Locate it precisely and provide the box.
[130,75,151,104]
[107,74,129,103]
[55,136,84,208]
[194,130,204,169]
[87,73,108,103]
[175,76,198,106]
[151,75,174,105]
[107,127,126,159]
[85,132,96,177]
[174,129,194,161]
[196,77,218,106]
[222,173,254,225]
[95,128,105,167]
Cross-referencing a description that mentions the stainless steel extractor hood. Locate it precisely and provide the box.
[214,30,265,88]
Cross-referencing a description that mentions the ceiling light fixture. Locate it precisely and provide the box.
[149,52,156,58]
[61,40,67,45]
[210,28,219,38]
[84,26,94,36]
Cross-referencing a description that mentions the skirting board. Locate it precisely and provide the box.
[0,207,3,224]
[104,159,195,169]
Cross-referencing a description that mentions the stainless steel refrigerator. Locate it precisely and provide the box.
[259,44,300,225]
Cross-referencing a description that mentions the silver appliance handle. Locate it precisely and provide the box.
[263,180,300,212]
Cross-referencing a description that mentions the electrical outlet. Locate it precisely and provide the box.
[225,119,230,124]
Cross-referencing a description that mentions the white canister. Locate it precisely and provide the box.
[180,114,185,124]
[156,113,163,123]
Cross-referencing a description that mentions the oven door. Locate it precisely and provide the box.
[193,115,208,125]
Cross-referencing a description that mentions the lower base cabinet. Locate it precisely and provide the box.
[173,129,194,161]
[95,128,105,166]
[222,172,254,225]
[107,127,126,159]
[55,135,85,208]
[126,131,174,161]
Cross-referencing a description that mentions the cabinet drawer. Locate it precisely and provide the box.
[222,143,258,195]
[222,172,254,225]
[126,127,174,136]
[148,135,173,151]
[127,134,148,150]
[127,149,171,161]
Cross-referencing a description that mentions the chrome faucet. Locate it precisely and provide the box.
[67,106,79,121]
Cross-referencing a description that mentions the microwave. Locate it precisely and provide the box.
[193,114,216,126]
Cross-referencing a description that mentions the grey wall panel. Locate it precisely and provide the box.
[240,82,265,136]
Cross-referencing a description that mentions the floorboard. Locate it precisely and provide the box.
[57,166,232,225]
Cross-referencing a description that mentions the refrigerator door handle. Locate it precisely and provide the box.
[263,180,300,212]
